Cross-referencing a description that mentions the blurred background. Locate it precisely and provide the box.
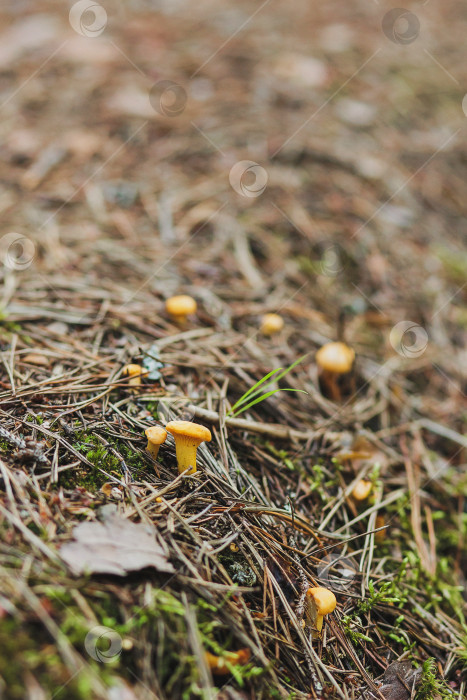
[1,0,466,427]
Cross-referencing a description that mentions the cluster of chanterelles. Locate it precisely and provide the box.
[144,421,211,475]
[121,295,212,475]
[133,296,343,641]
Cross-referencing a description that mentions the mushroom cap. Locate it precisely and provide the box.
[306,587,337,615]
[123,363,146,377]
[166,420,211,443]
[352,479,372,501]
[145,426,167,445]
[165,295,197,317]
[261,313,284,334]
[316,342,355,374]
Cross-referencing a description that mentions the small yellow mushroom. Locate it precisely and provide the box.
[145,426,167,460]
[205,648,250,675]
[316,341,354,374]
[100,482,123,498]
[260,313,284,336]
[375,514,386,543]
[352,479,372,502]
[122,364,147,387]
[165,295,197,324]
[316,341,355,401]
[305,586,337,635]
[166,420,211,475]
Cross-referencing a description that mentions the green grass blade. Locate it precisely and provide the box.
[270,354,308,384]
[228,354,309,417]
[227,367,283,415]
[232,388,307,417]
[234,354,308,408]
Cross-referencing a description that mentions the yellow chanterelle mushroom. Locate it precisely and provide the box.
[305,586,337,634]
[165,295,197,324]
[260,313,284,336]
[122,364,147,387]
[166,420,211,475]
[316,341,355,401]
[145,426,167,460]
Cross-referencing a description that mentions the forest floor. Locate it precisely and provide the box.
[0,0,466,698]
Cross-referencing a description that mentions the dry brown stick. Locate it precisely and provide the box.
[187,404,318,442]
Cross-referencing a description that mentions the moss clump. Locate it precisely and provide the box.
[0,617,84,699]
[416,658,455,699]
[0,439,11,453]
[59,432,145,492]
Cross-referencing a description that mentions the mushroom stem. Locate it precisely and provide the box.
[147,442,160,459]
[123,364,147,387]
[144,426,167,461]
[314,610,324,633]
[307,594,325,632]
[321,369,341,401]
[173,434,201,474]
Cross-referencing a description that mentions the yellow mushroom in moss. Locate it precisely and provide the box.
[352,479,372,502]
[260,313,284,336]
[166,420,211,475]
[145,426,167,460]
[305,586,337,635]
[100,482,123,499]
[165,295,197,324]
[205,648,251,676]
[315,341,355,401]
[122,363,148,386]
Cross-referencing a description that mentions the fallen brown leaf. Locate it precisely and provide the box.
[60,511,175,577]
[364,661,422,700]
